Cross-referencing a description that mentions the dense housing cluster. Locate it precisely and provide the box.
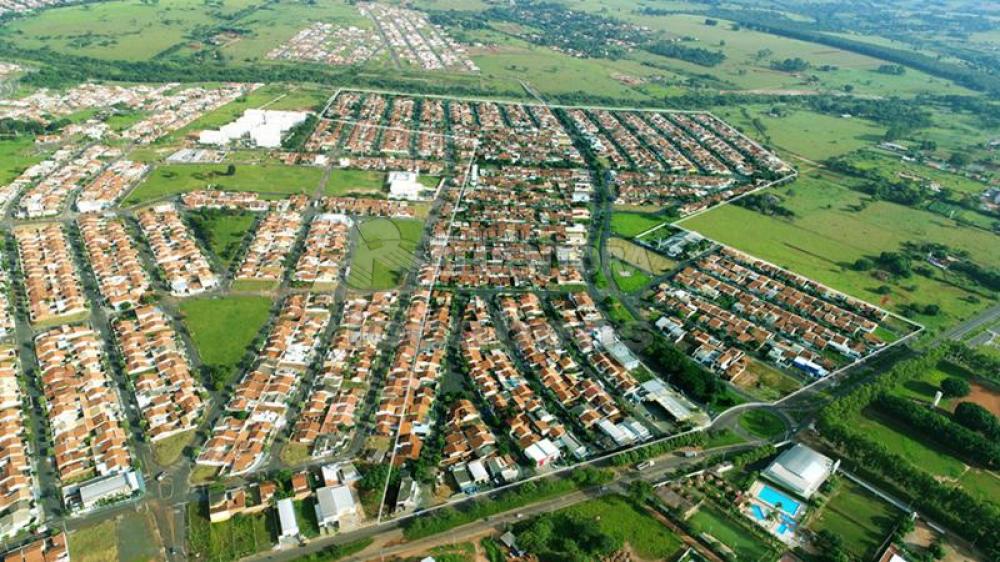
[360,3,477,72]
[294,213,352,288]
[137,204,219,296]
[292,291,397,456]
[16,145,115,218]
[75,159,148,212]
[112,306,205,442]
[198,294,333,475]
[236,211,304,283]
[653,247,891,380]
[266,22,381,66]
[78,215,151,310]
[14,223,88,325]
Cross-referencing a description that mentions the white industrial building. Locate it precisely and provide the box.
[199,109,310,148]
[761,444,838,499]
[314,485,357,529]
[387,171,427,201]
[276,498,299,540]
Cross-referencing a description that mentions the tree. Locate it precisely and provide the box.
[948,152,971,168]
[954,402,1000,439]
[225,163,237,176]
[852,257,874,271]
[941,377,971,398]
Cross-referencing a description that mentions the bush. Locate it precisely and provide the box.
[954,402,1000,440]
[940,377,971,398]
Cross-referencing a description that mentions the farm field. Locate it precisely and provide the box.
[347,217,424,290]
[680,169,998,334]
[685,505,775,561]
[125,162,325,205]
[809,479,899,560]
[0,0,269,61]
[178,295,272,379]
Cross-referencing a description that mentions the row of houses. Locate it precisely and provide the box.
[33,324,141,509]
[294,214,352,288]
[0,534,68,562]
[197,294,334,475]
[75,160,149,213]
[111,306,205,442]
[236,211,304,283]
[17,145,116,219]
[424,166,591,288]
[78,215,151,311]
[266,21,381,67]
[14,223,88,325]
[292,291,398,457]
[360,3,477,72]
[0,346,36,538]
[137,204,219,297]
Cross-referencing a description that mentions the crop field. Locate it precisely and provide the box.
[178,295,272,376]
[347,218,424,290]
[809,479,898,560]
[0,0,269,61]
[680,170,998,333]
[125,162,324,205]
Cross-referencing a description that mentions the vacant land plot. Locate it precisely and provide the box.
[70,519,118,562]
[809,479,898,560]
[611,212,668,238]
[607,237,676,275]
[686,505,775,561]
[0,137,44,185]
[560,496,684,559]
[178,295,272,375]
[325,169,386,196]
[610,259,651,294]
[737,410,786,439]
[125,163,324,205]
[151,429,195,467]
[117,511,164,562]
[347,218,424,290]
[187,502,273,562]
[734,360,804,402]
[681,170,997,333]
[186,209,258,270]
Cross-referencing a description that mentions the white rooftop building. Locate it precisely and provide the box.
[761,444,838,499]
[387,171,426,201]
[315,485,356,529]
[277,498,299,540]
[199,109,310,148]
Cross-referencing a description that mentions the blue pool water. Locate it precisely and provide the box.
[750,504,766,521]
[756,485,801,517]
[777,524,789,535]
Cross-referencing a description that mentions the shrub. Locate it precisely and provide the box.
[940,377,971,398]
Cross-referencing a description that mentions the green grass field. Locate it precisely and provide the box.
[809,479,898,560]
[0,0,267,61]
[325,169,386,196]
[737,410,786,439]
[560,496,684,560]
[125,163,324,205]
[187,502,274,562]
[607,236,676,275]
[178,295,272,375]
[0,137,44,185]
[686,505,775,561]
[611,212,668,238]
[610,259,652,293]
[680,169,997,334]
[735,360,804,401]
[347,218,424,290]
[186,209,258,270]
[69,520,118,562]
[852,408,967,479]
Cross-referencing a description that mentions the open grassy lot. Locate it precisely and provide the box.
[125,163,324,205]
[0,137,44,185]
[178,295,271,377]
[734,360,803,402]
[0,0,268,61]
[560,496,684,560]
[325,169,386,197]
[187,501,273,562]
[852,408,967,479]
[347,218,424,290]
[117,511,164,562]
[611,212,668,238]
[607,237,676,275]
[70,519,118,562]
[186,209,258,270]
[680,169,997,334]
[610,259,652,294]
[809,479,898,560]
[737,410,786,439]
[686,505,775,561]
[152,429,196,467]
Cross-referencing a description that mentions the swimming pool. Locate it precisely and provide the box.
[750,504,766,521]
[756,485,801,517]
